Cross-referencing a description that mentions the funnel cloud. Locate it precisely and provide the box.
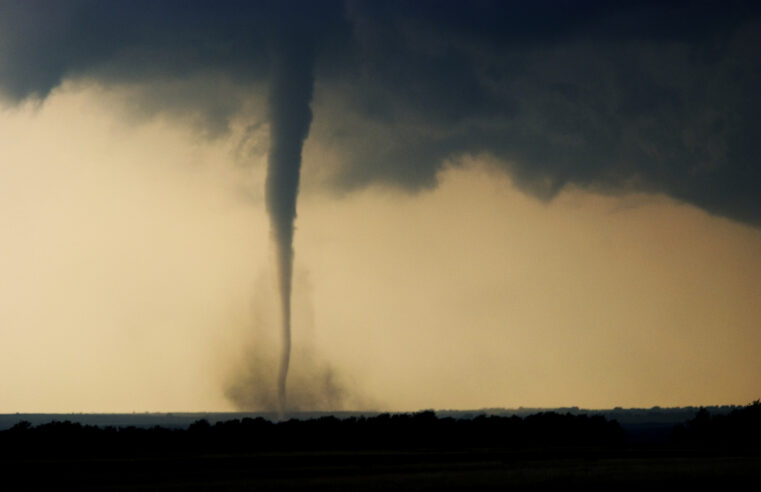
[265,35,315,415]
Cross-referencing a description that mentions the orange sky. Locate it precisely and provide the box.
[1,83,759,412]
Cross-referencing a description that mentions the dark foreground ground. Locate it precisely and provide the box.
[0,451,758,491]
[2,404,759,490]
[3,451,760,491]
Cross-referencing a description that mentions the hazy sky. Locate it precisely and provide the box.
[1,1,760,412]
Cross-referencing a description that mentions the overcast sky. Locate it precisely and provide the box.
[1,0,760,412]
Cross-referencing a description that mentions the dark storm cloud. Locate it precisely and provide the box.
[1,0,760,224]
[0,0,346,98]
[328,0,761,225]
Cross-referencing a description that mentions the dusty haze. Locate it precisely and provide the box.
[0,83,759,412]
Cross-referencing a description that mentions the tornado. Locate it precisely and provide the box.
[265,35,315,417]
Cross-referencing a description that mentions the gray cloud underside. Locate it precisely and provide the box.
[2,0,760,224]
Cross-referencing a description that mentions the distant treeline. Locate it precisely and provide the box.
[1,410,623,457]
[673,400,761,452]
[2,402,759,457]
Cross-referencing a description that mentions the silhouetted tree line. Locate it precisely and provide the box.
[672,400,761,453]
[0,410,624,457]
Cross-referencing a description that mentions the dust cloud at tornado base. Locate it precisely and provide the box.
[223,265,373,413]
